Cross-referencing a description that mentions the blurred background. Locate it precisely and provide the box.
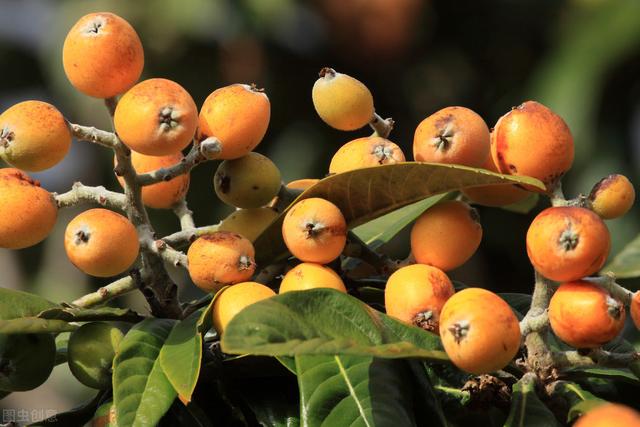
[1,0,640,418]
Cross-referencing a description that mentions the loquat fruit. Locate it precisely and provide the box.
[312,67,374,131]
[589,174,635,220]
[198,84,270,160]
[219,207,278,242]
[67,322,123,389]
[329,136,405,174]
[0,168,57,249]
[114,78,198,156]
[574,403,640,427]
[526,206,610,282]
[413,106,490,168]
[282,198,347,264]
[410,200,482,271]
[279,262,346,293]
[631,291,640,330]
[384,264,454,333]
[0,101,72,171]
[64,208,139,277]
[492,101,574,192]
[549,280,625,349]
[63,12,144,99]
[116,151,190,209]
[214,152,281,209]
[439,287,521,375]
[0,333,56,392]
[212,281,276,335]
[187,231,256,292]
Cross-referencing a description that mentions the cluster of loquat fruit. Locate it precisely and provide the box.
[0,10,639,426]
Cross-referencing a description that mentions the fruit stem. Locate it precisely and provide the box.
[369,112,394,139]
[581,272,634,306]
[137,140,212,186]
[172,198,195,231]
[344,231,400,275]
[552,348,640,369]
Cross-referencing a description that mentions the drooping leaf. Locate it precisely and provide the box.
[550,381,605,423]
[113,318,177,427]
[352,193,451,249]
[159,301,213,404]
[236,375,300,427]
[28,391,106,426]
[296,355,416,427]
[221,289,447,361]
[500,193,540,214]
[254,163,545,265]
[0,317,77,334]
[38,305,144,323]
[564,367,640,386]
[504,374,561,427]
[603,233,640,278]
[0,287,56,320]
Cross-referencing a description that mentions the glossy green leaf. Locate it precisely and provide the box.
[254,162,545,265]
[500,193,539,214]
[352,193,451,249]
[113,318,177,427]
[222,288,447,361]
[603,233,640,278]
[0,288,56,320]
[0,317,77,334]
[551,381,605,423]
[504,374,561,427]
[159,301,213,403]
[237,376,300,427]
[296,355,415,427]
[39,305,144,323]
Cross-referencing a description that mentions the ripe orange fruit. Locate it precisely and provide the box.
[461,136,529,207]
[64,208,139,277]
[219,207,278,242]
[492,101,574,192]
[439,287,520,375]
[329,136,405,174]
[384,264,455,333]
[212,281,276,335]
[589,174,635,220]
[0,101,72,171]
[413,106,490,168]
[114,78,198,156]
[116,151,190,209]
[312,68,374,131]
[0,169,57,249]
[574,403,640,427]
[526,206,610,282]
[187,232,256,292]
[549,280,625,349]
[63,12,144,98]
[214,152,281,208]
[410,200,482,271]
[198,84,270,160]
[279,262,346,293]
[631,291,640,329]
[282,198,347,264]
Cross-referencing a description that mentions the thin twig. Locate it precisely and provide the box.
[582,272,634,306]
[369,112,394,139]
[137,142,206,186]
[72,270,141,308]
[553,348,640,369]
[55,182,127,210]
[173,198,196,231]
[162,224,221,248]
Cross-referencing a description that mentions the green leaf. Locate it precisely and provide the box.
[296,355,416,427]
[28,391,106,426]
[504,374,561,427]
[498,293,532,319]
[254,162,545,265]
[38,305,144,323]
[550,381,605,423]
[236,376,300,427]
[564,367,640,386]
[603,233,640,278]
[500,193,539,214]
[222,289,447,361]
[0,317,77,334]
[159,302,213,403]
[113,318,177,427]
[352,193,451,249]
[0,288,56,320]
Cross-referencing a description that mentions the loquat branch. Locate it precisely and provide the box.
[582,272,634,306]
[136,140,213,186]
[344,231,401,275]
[161,223,221,248]
[553,348,640,369]
[72,269,142,308]
[522,271,556,374]
[172,198,195,231]
[152,239,189,269]
[369,112,394,139]
[68,122,125,153]
[55,182,127,211]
